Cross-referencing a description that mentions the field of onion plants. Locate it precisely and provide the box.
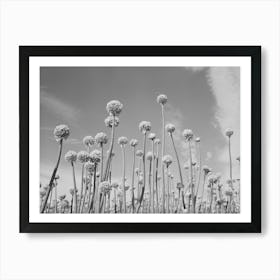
[40,94,240,214]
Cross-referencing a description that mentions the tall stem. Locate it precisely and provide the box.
[167,168,170,213]
[161,105,166,213]
[103,117,115,181]
[148,160,152,212]
[188,140,195,213]
[131,147,136,213]
[170,133,186,210]
[228,137,233,187]
[54,181,57,213]
[88,166,97,213]
[121,146,126,213]
[71,162,78,213]
[155,144,159,212]
[78,164,84,212]
[151,141,155,213]
[41,139,63,213]
[100,144,104,182]
[137,133,147,212]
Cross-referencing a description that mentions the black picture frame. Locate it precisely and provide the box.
[19,46,261,233]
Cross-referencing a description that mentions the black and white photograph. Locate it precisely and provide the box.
[39,66,240,215]
[19,46,260,232]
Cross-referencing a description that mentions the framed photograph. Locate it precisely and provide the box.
[20,46,261,233]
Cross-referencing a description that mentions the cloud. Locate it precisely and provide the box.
[206,67,240,178]
[165,104,197,165]
[41,89,80,123]
[205,151,212,162]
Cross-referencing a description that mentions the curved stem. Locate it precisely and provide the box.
[103,117,115,181]
[41,139,63,213]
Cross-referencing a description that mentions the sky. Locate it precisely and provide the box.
[40,66,240,201]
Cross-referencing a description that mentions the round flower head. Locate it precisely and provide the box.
[124,185,130,191]
[146,151,153,161]
[148,133,156,141]
[185,190,192,197]
[99,181,110,193]
[139,121,151,134]
[163,155,173,167]
[156,94,168,105]
[77,151,89,163]
[195,137,200,143]
[83,136,95,148]
[226,179,232,185]
[129,139,138,147]
[89,149,101,163]
[177,182,184,189]
[59,195,66,201]
[154,138,161,145]
[136,150,144,157]
[65,150,77,163]
[111,182,119,189]
[69,188,75,196]
[53,124,70,142]
[182,129,194,140]
[208,174,217,184]
[95,132,108,146]
[104,115,120,128]
[202,165,211,174]
[118,136,128,146]
[166,123,175,134]
[40,189,46,197]
[225,187,233,196]
[225,128,234,137]
[106,100,123,116]
[84,162,95,173]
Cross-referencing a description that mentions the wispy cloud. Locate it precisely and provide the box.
[206,67,240,178]
[41,89,80,123]
[165,104,197,165]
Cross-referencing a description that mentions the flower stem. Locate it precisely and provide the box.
[40,139,63,213]
[121,146,126,213]
[71,162,78,213]
[161,105,166,213]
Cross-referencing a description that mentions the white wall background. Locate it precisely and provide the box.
[0,0,279,279]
